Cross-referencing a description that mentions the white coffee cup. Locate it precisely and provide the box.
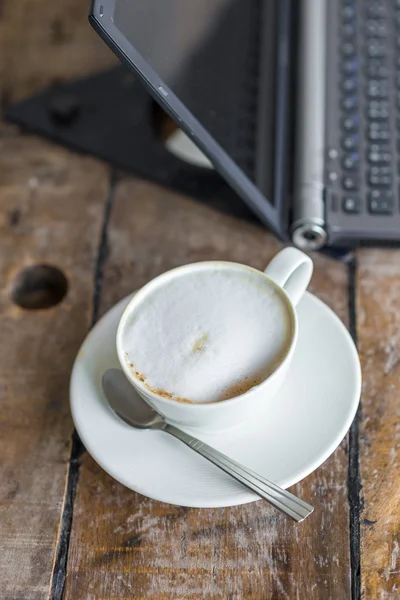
[116,248,313,432]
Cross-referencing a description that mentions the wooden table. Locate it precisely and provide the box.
[0,2,399,598]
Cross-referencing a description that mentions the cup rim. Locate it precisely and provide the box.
[116,260,298,410]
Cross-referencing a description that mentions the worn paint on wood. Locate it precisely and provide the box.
[357,249,400,599]
[64,177,352,600]
[0,124,109,597]
[0,1,114,596]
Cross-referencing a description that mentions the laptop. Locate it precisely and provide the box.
[90,0,400,250]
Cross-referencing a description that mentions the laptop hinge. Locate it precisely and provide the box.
[291,0,328,250]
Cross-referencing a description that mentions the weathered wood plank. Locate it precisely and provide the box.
[0,1,116,595]
[0,125,109,598]
[357,249,400,599]
[0,0,116,104]
[65,176,352,600]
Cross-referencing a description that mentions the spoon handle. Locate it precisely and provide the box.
[164,423,313,522]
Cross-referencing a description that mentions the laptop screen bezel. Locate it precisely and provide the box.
[90,0,290,239]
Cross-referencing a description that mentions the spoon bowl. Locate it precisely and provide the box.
[102,369,165,429]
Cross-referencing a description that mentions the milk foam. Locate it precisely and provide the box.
[122,266,293,404]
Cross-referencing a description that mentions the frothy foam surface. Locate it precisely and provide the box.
[121,266,293,404]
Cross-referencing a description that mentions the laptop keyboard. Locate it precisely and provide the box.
[338,0,399,216]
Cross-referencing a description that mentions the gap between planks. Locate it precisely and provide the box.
[347,255,361,600]
[49,168,118,600]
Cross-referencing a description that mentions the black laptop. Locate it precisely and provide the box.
[90,0,400,249]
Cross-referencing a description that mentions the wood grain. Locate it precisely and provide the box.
[0,124,109,598]
[357,249,400,599]
[64,177,352,600]
[0,0,116,104]
[0,0,361,596]
[0,0,113,596]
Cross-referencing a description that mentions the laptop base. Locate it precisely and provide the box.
[5,65,351,261]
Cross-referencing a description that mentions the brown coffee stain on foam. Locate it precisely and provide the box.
[130,360,260,405]
[128,363,194,404]
[127,362,146,384]
[148,387,193,404]
[218,339,291,402]
[219,376,263,401]
[192,332,209,353]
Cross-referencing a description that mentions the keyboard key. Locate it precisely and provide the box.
[342,22,357,38]
[342,135,359,151]
[367,80,389,99]
[342,175,359,190]
[368,126,390,142]
[369,120,389,131]
[327,148,338,159]
[367,100,389,120]
[368,190,393,214]
[342,6,356,20]
[366,39,386,58]
[365,19,388,38]
[342,42,356,56]
[367,145,391,164]
[328,171,338,183]
[342,95,358,111]
[342,153,359,170]
[342,78,358,93]
[366,60,389,79]
[342,196,361,214]
[343,59,359,74]
[368,130,390,143]
[368,166,392,187]
[343,115,359,131]
[369,165,392,176]
[366,3,387,19]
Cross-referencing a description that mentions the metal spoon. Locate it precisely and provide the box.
[102,369,314,522]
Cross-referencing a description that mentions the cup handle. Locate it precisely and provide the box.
[263,247,313,306]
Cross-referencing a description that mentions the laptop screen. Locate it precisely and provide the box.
[113,0,278,204]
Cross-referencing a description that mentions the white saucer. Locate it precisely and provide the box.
[70,292,361,508]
